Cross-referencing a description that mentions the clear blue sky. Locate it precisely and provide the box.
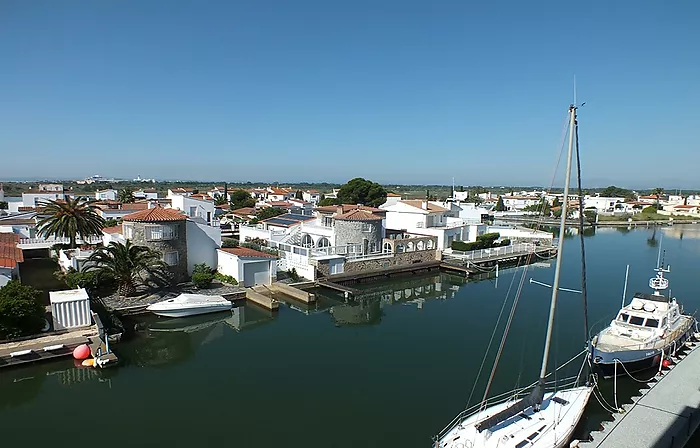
[1,0,698,188]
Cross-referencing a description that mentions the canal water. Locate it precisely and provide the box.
[1,225,699,447]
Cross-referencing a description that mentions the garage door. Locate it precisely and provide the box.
[243,261,269,287]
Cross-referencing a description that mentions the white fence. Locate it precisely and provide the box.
[19,236,103,249]
[447,242,540,261]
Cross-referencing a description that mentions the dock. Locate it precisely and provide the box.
[316,280,360,297]
[268,282,316,303]
[0,326,97,369]
[442,243,556,275]
[246,288,280,310]
[326,260,442,285]
[582,342,700,448]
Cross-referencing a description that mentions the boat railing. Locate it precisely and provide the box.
[434,375,582,442]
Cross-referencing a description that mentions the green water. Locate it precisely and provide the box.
[2,225,700,447]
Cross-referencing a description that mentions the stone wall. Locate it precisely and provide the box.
[129,220,189,282]
[334,219,383,253]
[342,249,438,274]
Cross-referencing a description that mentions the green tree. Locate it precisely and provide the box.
[118,188,135,203]
[85,241,171,297]
[583,210,597,224]
[213,194,228,206]
[191,263,215,289]
[642,205,657,214]
[457,185,465,192]
[104,218,119,228]
[318,198,341,206]
[221,238,239,248]
[295,190,303,200]
[0,281,45,339]
[37,197,106,248]
[599,186,634,200]
[552,197,562,208]
[0,201,7,210]
[229,190,255,210]
[256,207,287,221]
[651,187,665,196]
[337,178,387,207]
[495,196,506,211]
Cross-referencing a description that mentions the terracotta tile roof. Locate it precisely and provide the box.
[102,224,123,234]
[122,206,186,222]
[0,218,35,226]
[120,202,149,210]
[267,201,293,207]
[170,187,193,193]
[386,193,402,197]
[400,200,448,212]
[17,206,36,212]
[674,205,697,209]
[0,233,23,268]
[218,247,277,259]
[334,209,383,221]
[232,207,256,216]
[189,193,214,201]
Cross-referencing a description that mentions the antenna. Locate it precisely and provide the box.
[573,75,577,106]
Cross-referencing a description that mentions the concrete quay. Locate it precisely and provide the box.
[583,343,700,448]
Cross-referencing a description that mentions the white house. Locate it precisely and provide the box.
[217,247,277,287]
[380,193,403,209]
[383,200,479,249]
[583,196,625,213]
[95,189,118,201]
[133,188,159,200]
[667,204,700,217]
[452,191,470,202]
[266,187,293,202]
[302,190,321,205]
[169,193,217,225]
[186,219,222,274]
[500,195,542,211]
[22,185,65,207]
[0,232,23,287]
[207,186,229,201]
[167,187,193,197]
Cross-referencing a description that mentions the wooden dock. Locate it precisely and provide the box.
[0,326,98,370]
[442,244,556,275]
[246,288,279,310]
[269,282,316,303]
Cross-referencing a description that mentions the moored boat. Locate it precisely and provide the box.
[146,293,233,318]
[590,265,697,378]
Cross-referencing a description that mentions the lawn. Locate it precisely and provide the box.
[598,212,696,222]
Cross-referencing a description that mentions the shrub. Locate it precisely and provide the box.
[214,272,238,285]
[287,268,300,282]
[0,281,45,340]
[191,263,214,289]
[64,269,100,290]
[500,239,511,247]
[222,238,239,248]
[451,232,502,252]
[642,205,657,214]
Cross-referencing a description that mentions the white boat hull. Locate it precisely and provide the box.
[149,304,232,318]
[436,386,593,448]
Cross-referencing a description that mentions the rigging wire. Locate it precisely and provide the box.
[574,111,591,347]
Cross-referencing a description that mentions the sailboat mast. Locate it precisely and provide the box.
[538,105,577,381]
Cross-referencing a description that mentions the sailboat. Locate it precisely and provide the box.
[433,105,594,448]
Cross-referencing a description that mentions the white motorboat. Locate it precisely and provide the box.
[146,293,233,318]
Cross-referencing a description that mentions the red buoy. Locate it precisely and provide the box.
[72,344,91,360]
[662,359,672,368]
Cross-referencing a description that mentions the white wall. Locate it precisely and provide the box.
[95,190,117,201]
[217,250,276,285]
[5,198,23,213]
[583,197,624,212]
[384,203,428,230]
[170,195,216,223]
[186,220,221,275]
[22,192,63,207]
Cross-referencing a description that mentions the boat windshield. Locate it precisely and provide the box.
[644,318,660,328]
[628,316,645,326]
[617,313,629,322]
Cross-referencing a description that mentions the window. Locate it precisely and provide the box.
[164,251,179,266]
[323,217,333,227]
[189,206,197,217]
[644,319,659,328]
[124,225,134,239]
[618,313,629,322]
[628,316,645,326]
[362,223,372,232]
[146,225,176,241]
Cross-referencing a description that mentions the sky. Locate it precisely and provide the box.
[1,1,698,189]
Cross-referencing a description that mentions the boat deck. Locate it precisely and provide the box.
[582,342,700,447]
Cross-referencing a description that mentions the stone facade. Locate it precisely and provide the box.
[126,220,189,282]
[342,249,439,274]
[333,218,383,254]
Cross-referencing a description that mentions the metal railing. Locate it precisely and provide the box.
[19,236,103,245]
[448,243,540,261]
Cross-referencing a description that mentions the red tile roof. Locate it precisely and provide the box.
[218,247,277,259]
[232,207,256,216]
[674,205,697,209]
[189,193,214,201]
[386,193,401,197]
[267,201,293,207]
[0,233,23,269]
[121,202,150,210]
[102,224,123,234]
[334,209,383,221]
[122,206,186,222]
[400,200,448,212]
[170,187,193,193]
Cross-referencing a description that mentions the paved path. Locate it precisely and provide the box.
[583,343,700,448]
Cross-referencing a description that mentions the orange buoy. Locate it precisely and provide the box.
[662,359,672,368]
[81,358,95,367]
[72,344,91,360]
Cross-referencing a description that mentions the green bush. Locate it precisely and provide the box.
[642,205,657,214]
[288,268,300,282]
[451,232,502,252]
[191,263,214,288]
[500,239,511,247]
[65,269,100,290]
[0,281,45,340]
[214,272,238,285]
[222,238,239,248]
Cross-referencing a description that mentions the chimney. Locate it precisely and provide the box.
[422,200,428,210]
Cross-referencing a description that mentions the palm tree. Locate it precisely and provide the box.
[85,241,171,296]
[37,197,105,248]
[118,188,135,203]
